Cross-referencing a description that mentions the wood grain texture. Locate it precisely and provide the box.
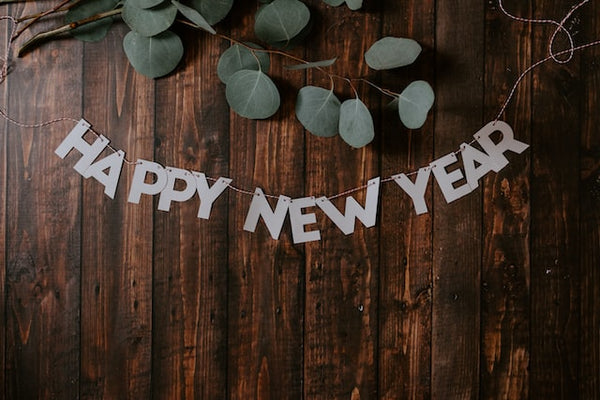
[79,24,154,399]
[530,0,581,398]
[5,3,81,399]
[0,13,6,400]
[432,0,484,398]
[0,0,598,399]
[480,1,532,398]
[226,3,305,399]
[378,1,434,398]
[151,25,229,400]
[303,2,380,399]
[579,0,600,396]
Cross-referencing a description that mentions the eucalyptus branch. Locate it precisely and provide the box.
[18,7,122,56]
[13,0,73,40]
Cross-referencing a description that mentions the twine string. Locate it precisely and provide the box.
[0,1,598,201]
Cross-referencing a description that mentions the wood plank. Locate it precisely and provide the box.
[79,24,154,399]
[226,3,305,399]
[530,0,580,397]
[4,3,81,398]
[378,0,434,398]
[480,1,532,398]
[579,0,600,395]
[0,11,7,399]
[431,0,484,397]
[151,24,229,399]
[303,2,380,399]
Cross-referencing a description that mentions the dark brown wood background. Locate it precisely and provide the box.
[1,0,599,398]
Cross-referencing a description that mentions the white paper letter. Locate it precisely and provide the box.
[317,177,380,234]
[474,121,529,170]
[193,172,232,219]
[243,188,290,240]
[460,142,495,190]
[157,167,197,212]
[431,153,472,203]
[289,197,321,244]
[128,160,168,204]
[392,168,431,215]
[82,150,125,199]
[55,119,110,174]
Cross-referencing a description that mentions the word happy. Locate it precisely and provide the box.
[55,119,528,243]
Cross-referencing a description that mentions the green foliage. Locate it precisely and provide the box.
[225,70,281,119]
[128,0,164,9]
[365,36,422,70]
[122,1,177,37]
[188,0,234,25]
[339,99,374,148]
[295,86,341,137]
[254,0,310,45]
[60,0,435,148]
[65,0,119,42]
[217,43,270,84]
[171,0,215,34]
[123,30,184,78]
[397,80,435,129]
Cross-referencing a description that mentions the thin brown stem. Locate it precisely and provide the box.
[18,7,122,56]
[13,0,73,41]
[352,78,399,98]
[17,1,81,23]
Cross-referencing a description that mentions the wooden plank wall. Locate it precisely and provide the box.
[1,0,599,399]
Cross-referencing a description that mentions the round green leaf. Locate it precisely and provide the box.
[123,30,184,78]
[122,1,177,37]
[171,0,215,34]
[365,36,422,70]
[295,86,341,137]
[128,0,164,9]
[226,70,280,119]
[188,0,233,24]
[254,0,310,44]
[217,43,270,84]
[323,0,344,6]
[65,0,119,42]
[345,0,362,10]
[398,80,435,129]
[339,99,375,148]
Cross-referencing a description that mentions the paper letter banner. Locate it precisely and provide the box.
[56,119,528,242]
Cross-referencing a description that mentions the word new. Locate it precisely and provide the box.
[55,119,528,243]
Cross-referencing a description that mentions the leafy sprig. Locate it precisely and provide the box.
[12,0,435,148]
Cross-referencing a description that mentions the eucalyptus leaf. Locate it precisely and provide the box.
[226,70,281,119]
[65,0,119,42]
[254,0,310,44]
[398,80,435,129]
[123,30,184,78]
[188,0,233,25]
[217,43,270,84]
[285,58,337,70]
[267,16,313,49]
[322,0,344,6]
[365,36,422,70]
[128,0,164,9]
[122,1,177,37]
[295,86,341,137]
[339,98,375,148]
[345,0,362,10]
[171,0,215,34]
